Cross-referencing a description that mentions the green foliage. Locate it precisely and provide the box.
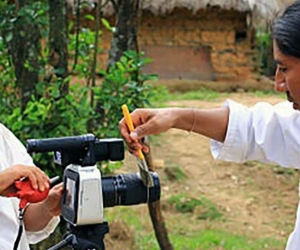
[19,82,92,137]
[147,85,170,105]
[0,3,15,44]
[0,38,18,109]
[167,193,222,220]
[0,78,94,176]
[68,26,102,77]
[256,29,275,76]
[93,50,157,138]
[100,161,124,175]
[0,1,49,45]
[101,18,113,31]
[0,0,158,175]
[256,30,271,47]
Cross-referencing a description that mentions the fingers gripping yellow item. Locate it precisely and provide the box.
[121,104,154,187]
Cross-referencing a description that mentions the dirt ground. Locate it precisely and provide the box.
[105,92,300,250]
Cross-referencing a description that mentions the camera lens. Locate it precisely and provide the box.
[102,172,160,208]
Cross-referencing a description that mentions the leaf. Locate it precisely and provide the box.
[101,18,112,31]
[84,14,95,21]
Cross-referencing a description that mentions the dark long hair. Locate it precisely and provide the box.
[273,0,300,59]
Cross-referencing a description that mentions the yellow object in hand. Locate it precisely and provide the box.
[121,104,145,160]
[121,104,154,187]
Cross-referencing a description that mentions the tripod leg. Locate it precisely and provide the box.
[48,222,109,250]
[47,234,77,250]
[72,222,109,250]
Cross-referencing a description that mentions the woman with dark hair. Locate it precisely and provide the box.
[119,1,300,249]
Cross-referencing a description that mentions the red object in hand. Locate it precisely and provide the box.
[8,179,50,209]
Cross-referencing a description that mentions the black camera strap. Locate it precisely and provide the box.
[14,203,30,250]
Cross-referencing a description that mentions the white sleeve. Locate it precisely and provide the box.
[211,99,300,168]
[0,123,60,244]
[0,123,34,166]
[26,216,60,244]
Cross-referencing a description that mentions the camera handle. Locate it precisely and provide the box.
[48,221,109,250]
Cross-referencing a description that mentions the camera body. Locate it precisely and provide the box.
[62,164,104,226]
[27,133,161,227]
[27,134,123,226]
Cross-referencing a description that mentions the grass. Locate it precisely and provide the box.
[169,230,286,250]
[253,90,286,99]
[164,166,186,181]
[166,194,222,220]
[104,205,286,250]
[148,86,222,105]
[167,89,221,102]
[148,85,285,107]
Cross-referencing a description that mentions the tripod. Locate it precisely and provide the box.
[48,221,109,250]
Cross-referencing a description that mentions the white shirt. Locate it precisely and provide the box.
[211,99,300,250]
[0,123,60,250]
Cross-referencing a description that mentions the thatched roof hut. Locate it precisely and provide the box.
[137,0,279,17]
[69,0,280,83]
[70,0,279,20]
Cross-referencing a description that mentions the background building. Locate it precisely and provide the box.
[68,0,280,86]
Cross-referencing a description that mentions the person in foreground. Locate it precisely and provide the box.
[119,1,300,249]
[0,123,63,249]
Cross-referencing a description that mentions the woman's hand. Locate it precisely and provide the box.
[42,183,64,216]
[24,182,64,231]
[0,164,50,196]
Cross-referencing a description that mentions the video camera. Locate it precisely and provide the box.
[26,133,161,250]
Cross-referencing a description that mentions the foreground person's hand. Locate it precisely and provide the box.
[0,164,50,196]
[119,108,176,157]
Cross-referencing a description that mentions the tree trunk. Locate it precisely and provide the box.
[11,0,40,111]
[144,140,174,250]
[48,0,69,95]
[107,1,174,249]
[107,0,139,67]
